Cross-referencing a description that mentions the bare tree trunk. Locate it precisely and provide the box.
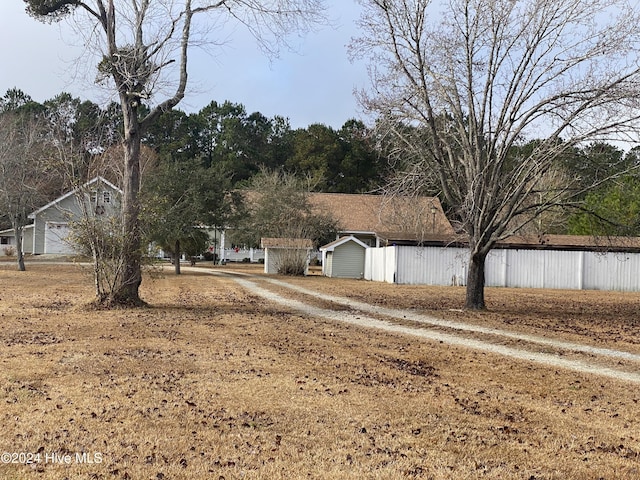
[13,221,25,272]
[110,101,144,306]
[465,252,486,310]
[174,239,181,275]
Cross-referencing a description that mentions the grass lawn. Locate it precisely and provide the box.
[0,262,638,479]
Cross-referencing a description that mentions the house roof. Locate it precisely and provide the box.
[261,237,314,249]
[28,176,122,219]
[307,193,455,236]
[320,235,369,252]
[1,223,35,237]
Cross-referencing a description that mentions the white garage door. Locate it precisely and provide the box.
[45,222,75,254]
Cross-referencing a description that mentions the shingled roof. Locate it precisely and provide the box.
[260,237,314,249]
[496,234,640,252]
[373,232,640,252]
[307,193,454,236]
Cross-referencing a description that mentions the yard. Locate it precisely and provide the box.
[0,261,639,479]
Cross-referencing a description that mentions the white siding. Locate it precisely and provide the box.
[504,249,544,288]
[263,247,310,275]
[264,248,278,274]
[543,251,583,290]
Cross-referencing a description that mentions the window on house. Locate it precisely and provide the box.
[103,191,111,204]
[1,237,8,245]
[90,191,98,204]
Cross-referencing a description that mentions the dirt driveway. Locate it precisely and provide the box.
[194,268,640,384]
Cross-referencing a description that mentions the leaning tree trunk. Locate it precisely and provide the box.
[465,251,487,310]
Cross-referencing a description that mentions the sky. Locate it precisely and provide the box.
[0,1,369,130]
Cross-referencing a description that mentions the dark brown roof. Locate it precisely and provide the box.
[376,232,640,252]
[497,234,640,252]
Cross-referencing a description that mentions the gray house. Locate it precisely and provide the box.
[320,235,369,279]
[22,176,122,255]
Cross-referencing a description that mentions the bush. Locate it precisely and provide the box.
[203,251,218,262]
[278,263,306,276]
[3,246,15,257]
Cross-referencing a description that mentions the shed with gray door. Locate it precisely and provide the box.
[320,235,369,279]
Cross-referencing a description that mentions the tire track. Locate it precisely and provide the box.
[195,268,640,384]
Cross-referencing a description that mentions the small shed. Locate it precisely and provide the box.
[320,235,369,279]
[261,237,314,275]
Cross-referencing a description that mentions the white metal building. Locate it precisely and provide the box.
[365,236,640,292]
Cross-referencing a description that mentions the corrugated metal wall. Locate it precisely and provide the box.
[396,245,467,285]
[366,246,640,291]
[583,251,640,291]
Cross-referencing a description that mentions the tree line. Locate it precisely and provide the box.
[2,87,640,252]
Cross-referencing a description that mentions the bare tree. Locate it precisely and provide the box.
[0,114,50,271]
[351,0,640,309]
[239,168,338,249]
[24,0,326,306]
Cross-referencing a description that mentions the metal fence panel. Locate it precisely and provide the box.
[583,251,640,291]
[365,246,640,292]
[365,247,397,283]
[395,246,468,285]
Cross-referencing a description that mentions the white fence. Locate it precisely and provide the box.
[220,248,265,263]
[365,246,640,292]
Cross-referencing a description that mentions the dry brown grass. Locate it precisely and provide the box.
[0,262,639,479]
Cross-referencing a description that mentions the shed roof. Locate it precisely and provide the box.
[320,235,369,252]
[261,237,314,249]
[376,232,640,253]
[498,234,640,252]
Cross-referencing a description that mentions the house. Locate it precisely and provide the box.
[320,235,369,279]
[0,228,16,255]
[261,237,314,275]
[17,177,122,255]
[308,193,454,246]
